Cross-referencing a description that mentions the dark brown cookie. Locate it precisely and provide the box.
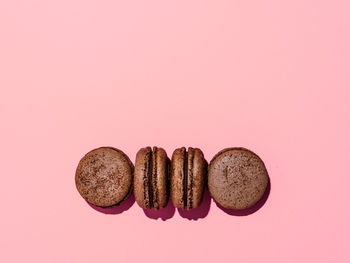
[75,147,134,207]
[134,146,170,210]
[171,147,207,210]
[208,147,268,210]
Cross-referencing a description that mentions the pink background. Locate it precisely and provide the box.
[1,1,349,262]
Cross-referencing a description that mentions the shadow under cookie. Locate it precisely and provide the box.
[178,187,212,220]
[88,194,136,215]
[143,198,175,221]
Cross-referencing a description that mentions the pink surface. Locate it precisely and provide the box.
[1,1,349,262]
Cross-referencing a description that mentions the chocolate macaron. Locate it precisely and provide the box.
[208,148,268,210]
[75,147,134,208]
[171,147,207,210]
[134,146,170,210]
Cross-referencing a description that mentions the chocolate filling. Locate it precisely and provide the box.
[147,148,153,209]
[152,147,158,209]
[188,149,194,209]
[183,149,188,208]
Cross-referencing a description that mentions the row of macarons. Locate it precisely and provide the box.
[75,146,269,211]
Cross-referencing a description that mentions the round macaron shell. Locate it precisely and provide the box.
[153,147,169,209]
[189,148,206,209]
[75,147,134,208]
[208,147,268,210]
[133,147,152,209]
[170,147,186,209]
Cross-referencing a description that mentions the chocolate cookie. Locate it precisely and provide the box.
[75,147,134,207]
[208,148,268,210]
[171,147,207,210]
[134,146,170,210]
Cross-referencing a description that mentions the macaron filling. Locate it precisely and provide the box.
[183,149,188,208]
[144,147,160,209]
[147,147,154,209]
[188,148,194,209]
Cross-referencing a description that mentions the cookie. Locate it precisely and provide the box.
[134,146,170,210]
[171,147,207,210]
[208,147,268,210]
[75,147,134,207]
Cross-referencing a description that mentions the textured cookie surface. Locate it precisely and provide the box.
[75,147,134,207]
[208,148,268,210]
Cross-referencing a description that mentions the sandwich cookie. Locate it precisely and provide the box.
[171,147,207,210]
[208,147,268,210]
[75,147,134,208]
[134,146,170,210]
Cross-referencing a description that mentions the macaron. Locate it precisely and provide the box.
[171,147,207,210]
[208,147,268,210]
[134,146,170,210]
[75,147,134,208]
